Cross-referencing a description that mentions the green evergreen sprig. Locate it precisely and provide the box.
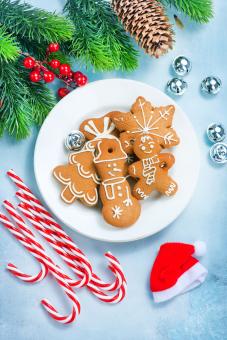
[0,60,32,138]
[63,0,138,72]
[0,25,20,62]
[0,59,56,139]
[0,0,74,44]
[160,0,213,23]
[19,64,56,126]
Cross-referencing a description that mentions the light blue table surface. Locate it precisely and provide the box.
[1,1,227,339]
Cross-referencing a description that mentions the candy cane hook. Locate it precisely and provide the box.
[0,210,80,324]
[0,210,48,283]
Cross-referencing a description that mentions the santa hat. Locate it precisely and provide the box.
[150,241,208,303]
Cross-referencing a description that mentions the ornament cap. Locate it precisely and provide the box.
[194,241,206,257]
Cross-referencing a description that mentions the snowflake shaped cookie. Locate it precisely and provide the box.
[109,96,180,154]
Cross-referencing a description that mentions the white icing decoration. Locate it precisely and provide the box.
[112,205,123,219]
[136,188,149,200]
[128,98,177,145]
[123,186,132,207]
[102,177,125,200]
[61,185,76,204]
[53,169,98,206]
[132,165,136,175]
[107,163,121,177]
[124,140,130,148]
[84,117,115,138]
[93,139,127,163]
[69,152,100,185]
[142,158,158,185]
[165,183,177,196]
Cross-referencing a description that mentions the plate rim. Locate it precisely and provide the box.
[34,78,200,243]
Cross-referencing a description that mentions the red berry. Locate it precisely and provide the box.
[23,56,35,69]
[48,43,60,53]
[43,71,55,83]
[29,70,42,82]
[67,71,73,79]
[49,59,60,69]
[58,87,70,98]
[73,71,83,81]
[76,74,88,87]
[59,63,71,76]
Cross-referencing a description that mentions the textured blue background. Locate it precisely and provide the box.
[1,0,227,339]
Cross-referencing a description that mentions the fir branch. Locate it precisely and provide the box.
[0,25,20,62]
[160,0,213,23]
[0,0,74,44]
[0,60,32,139]
[63,0,138,72]
[19,66,56,126]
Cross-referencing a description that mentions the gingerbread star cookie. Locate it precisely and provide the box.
[109,96,180,154]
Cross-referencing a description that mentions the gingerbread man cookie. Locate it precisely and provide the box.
[53,143,100,206]
[128,134,178,200]
[92,137,141,228]
[109,96,180,154]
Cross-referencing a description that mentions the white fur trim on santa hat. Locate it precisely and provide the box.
[194,241,207,257]
[153,262,208,303]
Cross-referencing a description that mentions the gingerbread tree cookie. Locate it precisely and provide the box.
[128,134,178,200]
[109,96,180,154]
[53,143,100,206]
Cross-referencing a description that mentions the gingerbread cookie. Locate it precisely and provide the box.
[128,134,178,200]
[80,115,116,140]
[109,96,180,154]
[53,143,100,206]
[91,137,141,228]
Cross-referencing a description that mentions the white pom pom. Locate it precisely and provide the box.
[194,241,207,257]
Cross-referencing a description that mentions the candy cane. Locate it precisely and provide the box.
[16,192,126,297]
[16,201,91,289]
[8,170,92,284]
[7,170,127,300]
[1,205,48,284]
[0,209,80,324]
[18,201,127,302]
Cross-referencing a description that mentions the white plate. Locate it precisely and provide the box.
[34,79,200,242]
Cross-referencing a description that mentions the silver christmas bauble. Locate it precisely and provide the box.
[201,76,222,95]
[65,130,86,151]
[210,143,227,164]
[207,123,226,143]
[172,56,192,76]
[167,78,187,96]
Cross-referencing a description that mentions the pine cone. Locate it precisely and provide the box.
[112,0,174,58]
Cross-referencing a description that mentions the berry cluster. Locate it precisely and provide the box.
[22,43,88,98]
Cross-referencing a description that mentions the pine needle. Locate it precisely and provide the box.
[0,0,74,44]
[160,0,213,23]
[0,60,32,138]
[0,25,20,62]
[63,0,138,72]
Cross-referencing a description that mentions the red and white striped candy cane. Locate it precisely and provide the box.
[1,198,48,283]
[8,170,127,300]
[0,208,80,324]
[17,201,91,289]
[8,170,93,285]
[17,198,122,289]
[16,191,127,297]
[18,201,127,303]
